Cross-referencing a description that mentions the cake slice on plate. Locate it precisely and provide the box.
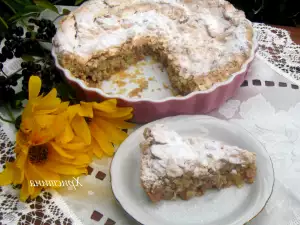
[140,124,256,202]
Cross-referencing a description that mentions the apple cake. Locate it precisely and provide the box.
[53,0,254,95]
[140,124,256,202]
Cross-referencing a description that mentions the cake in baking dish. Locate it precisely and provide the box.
[140,124,256,202]
[53,0,254,95]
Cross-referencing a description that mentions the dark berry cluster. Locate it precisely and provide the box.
[0,25,25,67]
[21,60,62,96]
[0,18,61,110]
[0,19,58,70]
[28,18,57,41]
[0,73,22,109]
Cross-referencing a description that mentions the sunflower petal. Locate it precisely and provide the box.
[55,123,74,144]
[29,127,53,146]
[15,151,28,169]
[31,164,60,183]
[20,179,30,202]
[94,107,133,118]
[22,101,34,120]
[15,131,29,153]
[71,115,91,145]
[54,101,70,114]
[13,167,24,185]
[29,76,41,100]
[48,150,91,166]
[89,122,114,156]
[67,105,81,122]
[105,119,135,129]
[45,161,88,175]
[31,186,43,199]
[61,141,87,151]
[94,118,128,144]
[90,138,104,158]
[73,154,92,165]
[35,89,61,111]
[24,170,35,196]
[111,114,133,121]
[50,142,75,159]
[35,114,56,129]
[21,120,33,134]
[0,163,14,185]
[27,163,43,181]
[92,99,118,112]
[29,113,68,145]
[34,108,58,115]
[79,102,93,118]
[35,101,69,115]
[93,144,104,159]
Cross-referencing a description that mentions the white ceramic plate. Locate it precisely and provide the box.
[110,115,274,225]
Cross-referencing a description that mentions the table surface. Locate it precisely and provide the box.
[275,25,300,44]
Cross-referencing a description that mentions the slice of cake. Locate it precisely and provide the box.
[140,124,256,202]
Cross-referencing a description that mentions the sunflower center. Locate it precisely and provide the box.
[28,145,48,164]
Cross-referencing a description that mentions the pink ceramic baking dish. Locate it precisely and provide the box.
[52,31,257,124]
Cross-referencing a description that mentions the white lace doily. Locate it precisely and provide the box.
[254,23,300,86]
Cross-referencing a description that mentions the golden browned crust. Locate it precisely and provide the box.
[59,24,253,95]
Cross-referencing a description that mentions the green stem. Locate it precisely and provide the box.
[0,16,8,29]
[52,14,63,23]
[53,0,65,4]
[4,104,15,123]
[1,69,8,77]
[23,37,51,43]
[20,19,30,30]
[1,0,17,14]
[7,58,44,77]
[0,115,14,124]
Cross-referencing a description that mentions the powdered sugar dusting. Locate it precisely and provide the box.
[53,0,253,77]
[140,124,256,189]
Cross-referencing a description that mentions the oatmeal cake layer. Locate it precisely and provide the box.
[53,0,254,94]
[140,124,256,202]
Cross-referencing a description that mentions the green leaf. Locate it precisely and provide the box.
[14,91,27,101]
[9,5,43,22]
[1,0,17,13]
[0,16,8,29]
[23,5,44,13]
[9,12,39,22]
[22,55,35,61]
[15,115,22,130]
[75,0,85,6]
[33,0,58,14]
[27,25,35,31]
[62,8,71,15]
[10,99,23,110]
[56,82,76,102]
[12,0,32,5]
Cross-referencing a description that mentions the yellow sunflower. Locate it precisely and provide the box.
[21,76,69,138]
[0,76,92,201]
[67,100,135,158]
[0,131,91,201]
